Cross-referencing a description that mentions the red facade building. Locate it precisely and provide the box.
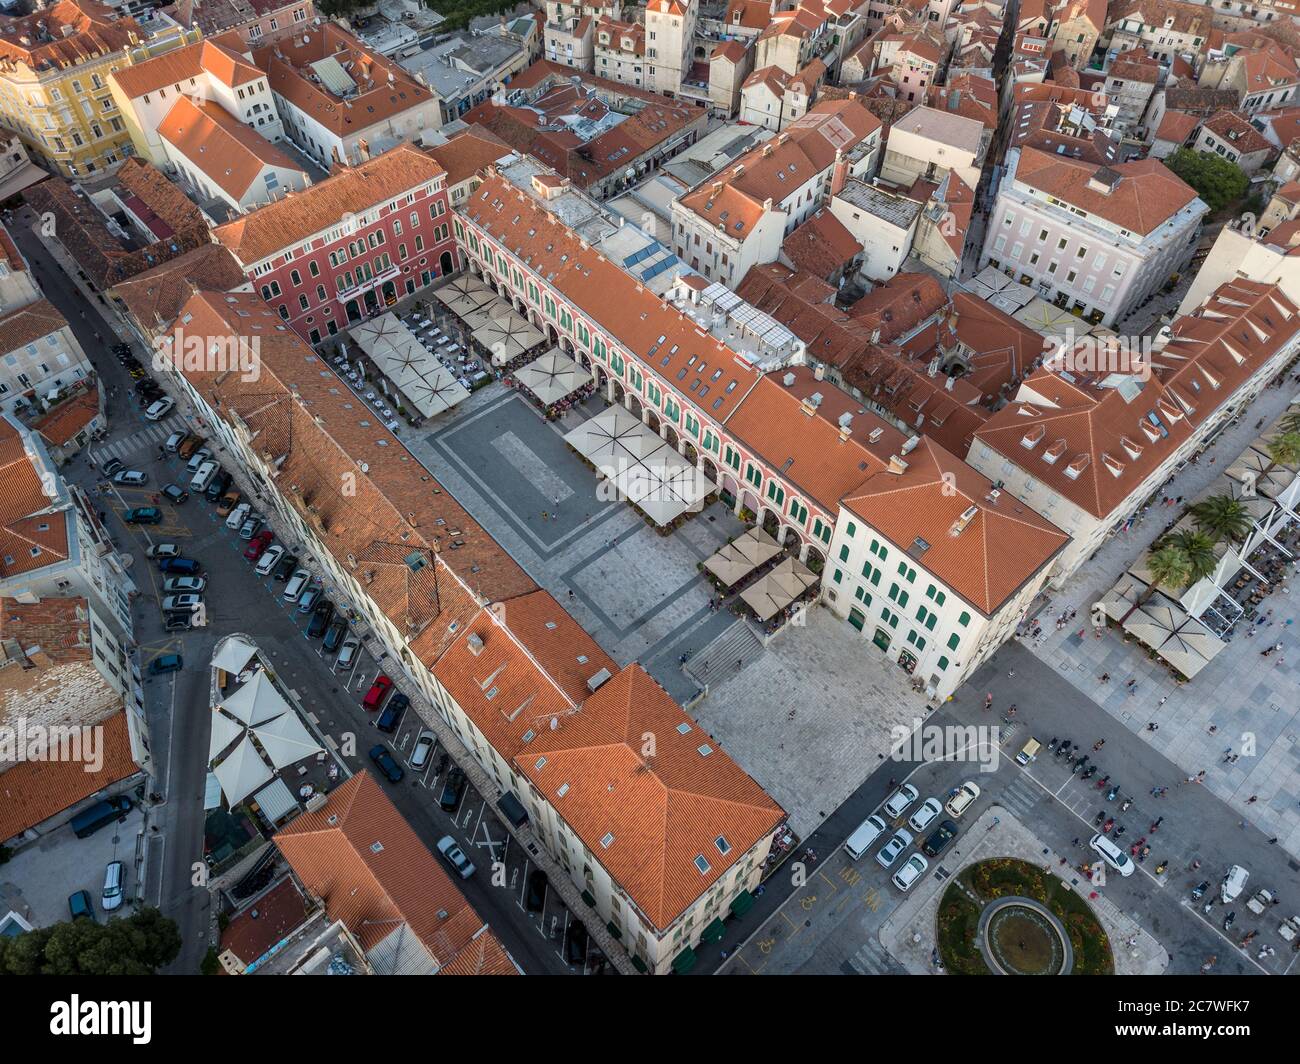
[213,144,459,343]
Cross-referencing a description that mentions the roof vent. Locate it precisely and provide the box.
[467,632,484,656]
[586,667,612,692]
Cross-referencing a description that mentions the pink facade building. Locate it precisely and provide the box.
[212,144,458,344]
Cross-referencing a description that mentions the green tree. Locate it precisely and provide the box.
[0,908,181,976]
[1157,529,1218,585]
[1187,494,1252,544]
[1278,410,1300,436]
[1264,430,1300,476]
[1122,544,1193,621]
[1161,149,1249,213]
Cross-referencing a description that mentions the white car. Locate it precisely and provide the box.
[891,852,929,892]
[164,431,185,452]
[282,569,312,603]
[113,470,148,486]
[876,828,914,868]
[144,397,175,421]
[945,781,981,819]
[145,543,180,560]
[410,730,437,771]
[163,576,206,593]
[336,635,360,670]
[101,861,125,912]
[907,797,943,834]
[882,784,919,820]
[162,594,204,613]
[186,448,213,474]
[1089,833,1135,877]
[436,835,475,879]
[224,501,251,530]
[255,544,285,576]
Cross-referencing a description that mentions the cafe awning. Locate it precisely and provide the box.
[433,274,496,318]
[514,348,588,405]
[729,889,755,917]
[740,555,819,621]
[671,947,697,974]
[351,312,470,418]
[703,527,782,587]
[700,917,725,944]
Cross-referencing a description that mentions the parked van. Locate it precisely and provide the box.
[102,861,124,911]
[70,796,133,839]
[190,460,219,493]
[225,502,251,530]
[843,814,887,861]
[1015,737,1042,766]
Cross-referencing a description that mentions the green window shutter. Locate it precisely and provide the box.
[958,611,971,627]
[947,633,960,650]
[938,656,949,671]
[839,545,850,562]
[846,522,856,537]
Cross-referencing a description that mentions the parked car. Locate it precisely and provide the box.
[273,552,299,581]
[68,890,95,921]
[158,557,200,575]
[436,835,475,879]
[410,730,436,771]
[161,484,188,504]
[882,784,919,820]
[145,397,175,421]
[907,797,943,834]
[186,448,213,474]
[243,529,273,560]
[255,544,285,576]
[282,569,311,602]
[922,820,959,858]
[145,543,180,560]
[176,434,203,459]
[224,501,251,530]
[375,697,404,734]
[124,507,162,525]
[438,766,467,812]
[336,635,360,670]
[306,599,334,638]
[1090,833,1134,877]
[875,828,914,868]
[137,386,165,406]
[101,861,125,912]
[205,471,232,502]
[164,431,185,452]
[296,585,322,613]
[368,743,404,783]
[101,457,123,477]
[944,782,981,820]
[362,674,393,710]
[163,576,206,594]
[322,617,347,651]
[843,814,888,861]
[162,594,203,612]
[164,614,193,632]
[134,376,160,395]
[113,470,148,486]
[216,490,241,517]
[891,853,929,892]
[525,869,548,912]
[238,515,263,540]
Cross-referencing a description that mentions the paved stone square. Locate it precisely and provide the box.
[404,385,931,834]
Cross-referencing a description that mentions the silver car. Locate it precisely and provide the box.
[163,576,206,594]
[336,635,360,670]
[875,828,914,868]
[436,835,475,879]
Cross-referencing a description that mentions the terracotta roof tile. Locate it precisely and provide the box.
[109,243,249,336]
[781,209,861,281]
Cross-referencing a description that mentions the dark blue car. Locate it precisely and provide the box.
[369,744,404,783]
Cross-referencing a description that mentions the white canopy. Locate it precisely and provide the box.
[252,777,299,824]
[219,670,289,727]
[211,636,257,676]
[1014,297,1081,336]
[208,706,246,762]
[565,405,715,525]
[474,307,545,365]
[515,348,588,405]
[433,274,496,317]
[351,313,470,418]
[212,735,274,806]
[252,710,324,770]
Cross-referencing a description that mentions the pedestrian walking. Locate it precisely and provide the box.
[1207,724,1217,735]
[1248,794,1258,804]
[1146,722,1159,731]
[1093,739,1106,752]
[1269,837,1278,845]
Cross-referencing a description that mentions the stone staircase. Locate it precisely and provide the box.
[683,620,764,691]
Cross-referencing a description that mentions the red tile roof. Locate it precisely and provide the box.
[781,209,861,281]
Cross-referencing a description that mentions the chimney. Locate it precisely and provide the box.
[830,148,849,197]
[467,632,485,656]
[887,455,909,474]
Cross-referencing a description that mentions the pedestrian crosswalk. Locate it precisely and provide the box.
[91,423,174,463]
[1000,776,1042,817]
[843,938,906,975]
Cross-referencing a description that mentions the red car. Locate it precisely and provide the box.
[363,674,393,710]
[243,529,274,561]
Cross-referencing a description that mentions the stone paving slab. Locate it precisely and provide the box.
[880,807,1168,975]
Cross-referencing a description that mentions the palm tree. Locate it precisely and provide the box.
[1158,529,1218,585]
[1264,431,1300,475]
[1277,410,1300,436]
[1122,544,1193,622]
[1188,494,1252,545]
